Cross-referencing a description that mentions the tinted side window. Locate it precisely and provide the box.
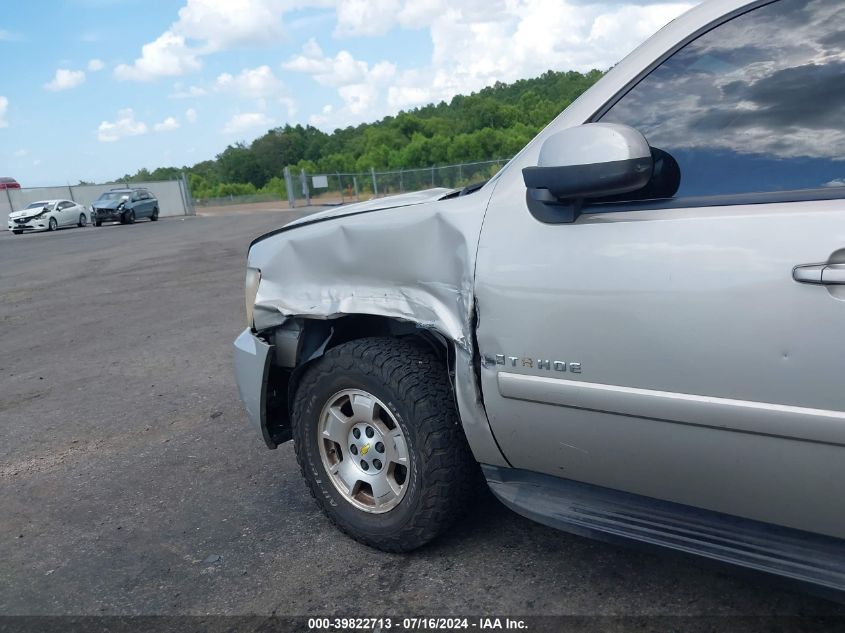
[599,0,845,199]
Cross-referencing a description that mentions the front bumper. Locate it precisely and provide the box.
[8,218,47,232]
[233,328,275,448]
[93,209,124,222]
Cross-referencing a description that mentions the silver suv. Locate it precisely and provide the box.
[234,0,845,595]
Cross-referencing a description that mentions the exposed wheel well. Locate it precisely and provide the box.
[264,315,454,447]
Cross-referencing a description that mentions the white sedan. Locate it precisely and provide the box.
[7,199,90,234]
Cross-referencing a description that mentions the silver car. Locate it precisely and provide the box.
[234,0,845,595]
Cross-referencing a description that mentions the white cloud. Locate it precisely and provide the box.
[334,0,400,37]
[175,0,289,51]
[387,81,432,109]
[170,83,207,98]
[394,0,446,27]
[44,69,86,92]
[284,39,377,87]
[97,108,148,142]
[185,107,198,123]
[284,40,395,127]
[116,0,297,82]
[14,149,28,157]
[114,31,201,81]
[154,116,180,132]
[393,0,692,112]
[0,96,7,128]
[222,112,274,135]
[215,65,286,98]
[87,58,105,72]
[279,97,297,118]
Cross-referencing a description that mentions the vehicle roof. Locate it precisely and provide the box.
[27,199,66,205]
[0,177,18,183]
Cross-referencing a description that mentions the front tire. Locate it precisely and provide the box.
[94,220,102,227]
[78,214,86,227]
[48,217,57,231]
[292,337,478,552]
[150,207,159,221]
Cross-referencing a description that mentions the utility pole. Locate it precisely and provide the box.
[371,167,378,197]
[284,166,295,209]
[300,169,310,206]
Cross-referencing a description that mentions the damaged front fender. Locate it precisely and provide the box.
[242,190,508,467]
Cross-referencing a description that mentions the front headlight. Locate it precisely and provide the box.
[245,267,261,329]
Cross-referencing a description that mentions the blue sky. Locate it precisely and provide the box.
[0,0,695,186]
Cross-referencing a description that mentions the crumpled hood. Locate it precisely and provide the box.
[244,181,509,468]
[9,208,47,220]
[94,199,125,210]
[283,187,455,229]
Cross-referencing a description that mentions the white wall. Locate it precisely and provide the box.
[1,180,193,218]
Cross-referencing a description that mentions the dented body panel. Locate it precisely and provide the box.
[240,188,508,466]
[233,328,274,447]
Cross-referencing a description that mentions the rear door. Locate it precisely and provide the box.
[475,0,845,538]
[141,191,154,217]
[136,191,148,217]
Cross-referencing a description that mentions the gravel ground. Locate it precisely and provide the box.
[1,211,843,620]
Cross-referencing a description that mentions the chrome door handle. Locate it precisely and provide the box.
[793,263,845,285]
[822,264,845,284]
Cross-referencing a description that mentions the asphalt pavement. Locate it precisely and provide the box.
[1,212,844,619]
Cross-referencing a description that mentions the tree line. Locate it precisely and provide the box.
[114,69,604,200]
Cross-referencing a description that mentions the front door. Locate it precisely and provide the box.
[475,0,845,538]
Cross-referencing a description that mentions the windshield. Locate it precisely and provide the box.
[97,192,131,201]
[25,201,50,210]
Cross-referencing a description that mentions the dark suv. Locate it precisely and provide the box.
[91,188,159,226]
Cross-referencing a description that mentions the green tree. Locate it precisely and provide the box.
[112,68,605,191]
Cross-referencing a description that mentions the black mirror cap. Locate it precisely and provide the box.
[522,156,653,201]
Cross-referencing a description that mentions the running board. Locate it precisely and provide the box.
[482,465,845,594]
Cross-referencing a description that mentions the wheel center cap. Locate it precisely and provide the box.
[348,423,386,474]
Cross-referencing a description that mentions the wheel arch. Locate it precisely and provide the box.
[259,313,509,468]
[262,314,452,446]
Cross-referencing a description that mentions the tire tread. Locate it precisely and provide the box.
[291,337,478,552]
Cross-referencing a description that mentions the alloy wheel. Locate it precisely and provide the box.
[317,389,410,514]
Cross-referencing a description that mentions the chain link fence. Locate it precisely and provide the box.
[1,177,194,218]
[194,158,511,212]
[285,158,510,208]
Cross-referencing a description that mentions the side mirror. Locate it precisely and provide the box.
[522,123,654,223]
